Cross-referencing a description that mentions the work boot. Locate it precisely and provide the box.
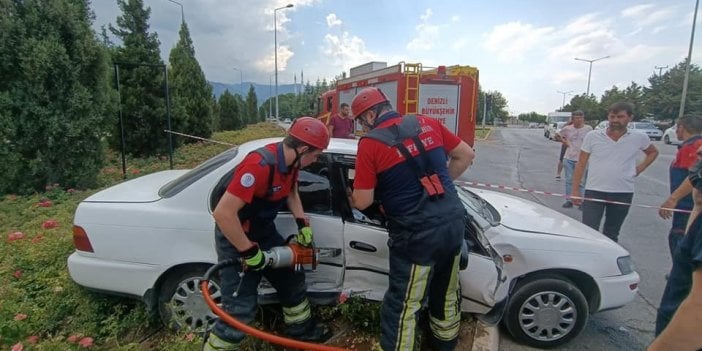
[562,201,573,208]
[287,320,333,343]
[203,333,240,351]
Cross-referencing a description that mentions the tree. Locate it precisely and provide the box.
[644,60,702,120]
[599,83,646,119]
[0,0,113,194]
[245,84,258,124]
[109,0,167,157]
[518,112,547,123]
[218,90,241,131]
[168,21,213,142]
[211,94,221,132]
[563,94,603,122]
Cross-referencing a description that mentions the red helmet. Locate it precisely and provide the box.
[288,117,330,150]
[351,87,389,118]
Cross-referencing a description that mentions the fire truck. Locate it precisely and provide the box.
[316,61,479,145]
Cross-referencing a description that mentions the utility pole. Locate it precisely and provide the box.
[557,90,573,111]
[655,65,668,77]
[679,0,699,119]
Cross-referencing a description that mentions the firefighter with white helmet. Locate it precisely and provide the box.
[349,87,475,350]
[205,117,331,350]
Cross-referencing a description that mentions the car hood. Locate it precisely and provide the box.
[83,170,189,203]
[476,189,613,244]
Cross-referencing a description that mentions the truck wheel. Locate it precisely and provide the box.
[158,266,221,332]
[504,278,588,348]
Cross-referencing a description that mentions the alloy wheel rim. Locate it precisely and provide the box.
[170,277,222,332]
[518,290,577,342]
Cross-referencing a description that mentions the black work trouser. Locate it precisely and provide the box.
[380,217,464,351]
[581,190,633,242]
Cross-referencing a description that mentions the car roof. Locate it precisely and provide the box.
[238,137,359,156]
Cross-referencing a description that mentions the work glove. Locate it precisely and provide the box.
[240,243,266,271]
[296,217,313,247]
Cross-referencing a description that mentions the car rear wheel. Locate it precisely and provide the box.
[158,266,221,333]
[664,135,671,144]
[504,278,588,348]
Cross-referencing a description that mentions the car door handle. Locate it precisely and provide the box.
[349,241,377,253]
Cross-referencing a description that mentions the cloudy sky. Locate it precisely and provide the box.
[91,0,701,115]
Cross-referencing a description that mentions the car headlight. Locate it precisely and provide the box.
[617,256,635,275]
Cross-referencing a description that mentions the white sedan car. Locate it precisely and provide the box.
[663,124,682,145]
[68,138,639,348]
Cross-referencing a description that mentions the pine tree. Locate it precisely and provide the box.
[245,84,258,124]
[168,21,213,143]
[0,0,113,194]
[219,90,241,130]
[109,0,167,156]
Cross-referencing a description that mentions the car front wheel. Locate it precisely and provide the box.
[158,266,221,333]
[504,278,588,348]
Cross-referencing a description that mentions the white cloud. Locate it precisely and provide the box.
[322,32,376,69]
[562,13,610,35]
[326,13,342,28]
[548,27,619,61]
[551,71,585,84]
[483,22,555,63]
[407,8,440,51]
[622,4,676,30]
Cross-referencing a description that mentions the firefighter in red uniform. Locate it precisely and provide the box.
[205,117,331,351]
[349,87,475,350]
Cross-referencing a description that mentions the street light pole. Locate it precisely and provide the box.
[232,67,243,90]
[557,90,573,110]
[167,0,184,23]
[274,4,293,120]
[269,75,273,118]
[679,0,699,119]
[574,55,610,96]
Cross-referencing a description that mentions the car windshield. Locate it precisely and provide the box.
[456,185,500,227]
[159,147,239,198]
[633,122,656,129]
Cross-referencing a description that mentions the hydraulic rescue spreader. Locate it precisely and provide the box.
[200,241,349,351]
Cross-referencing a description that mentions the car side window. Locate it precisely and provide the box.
[287,154,334,216]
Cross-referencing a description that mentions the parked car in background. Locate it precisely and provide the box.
[628,122,662,140]
[595,121,608,130]
[663,124,682,145]
[68,138,640,348]
[528,122,538,129]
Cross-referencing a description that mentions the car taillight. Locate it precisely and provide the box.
[72,225,94,253]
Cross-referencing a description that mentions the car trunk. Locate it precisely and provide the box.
[83,170,188,203]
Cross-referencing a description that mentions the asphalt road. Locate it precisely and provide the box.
[462,127,676,351]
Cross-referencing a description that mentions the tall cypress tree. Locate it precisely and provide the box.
[219,90,241,130]
[109,0,167,156]
[245,84,258,125]
[168,21,212,143]
[0,0,113,194]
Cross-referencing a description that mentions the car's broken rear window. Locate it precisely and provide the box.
[159,147,239,198]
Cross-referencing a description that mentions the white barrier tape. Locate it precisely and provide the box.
[164,130,236,146]
[456,180,692,214]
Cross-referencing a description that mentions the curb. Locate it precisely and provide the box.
[471,321,499,351]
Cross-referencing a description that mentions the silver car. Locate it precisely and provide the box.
[628,122,662,140]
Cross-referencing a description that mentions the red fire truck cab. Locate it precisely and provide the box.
[316,61,479,145]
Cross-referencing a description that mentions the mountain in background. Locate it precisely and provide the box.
[209,81,306,106]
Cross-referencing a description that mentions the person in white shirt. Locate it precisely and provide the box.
[571,102,659,242]
[557,110,592,208]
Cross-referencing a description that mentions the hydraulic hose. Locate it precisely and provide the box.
[200,260,349,351]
